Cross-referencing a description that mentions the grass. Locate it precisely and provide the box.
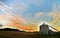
[0,31,60,38]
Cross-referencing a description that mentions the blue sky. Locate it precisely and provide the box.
[0,0,60,24]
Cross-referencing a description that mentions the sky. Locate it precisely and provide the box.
[0,0,60,31]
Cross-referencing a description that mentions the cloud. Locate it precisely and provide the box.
[5,13,27,24]
[0,15,4,18]
[0,15,12,26]
[35,12,43,17]
[9,1,28,11]
[47,12,57,18]
[0,1,28,24]
[6,0,29,17]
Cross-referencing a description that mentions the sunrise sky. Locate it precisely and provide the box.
[0,0,60,32]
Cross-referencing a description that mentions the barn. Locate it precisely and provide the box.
[39,22,58,35]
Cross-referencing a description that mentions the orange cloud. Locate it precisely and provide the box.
[0,2,27,24]
[0,15,12,26]
[18,17,27,24]
[1,15,34,32]
[0,15,4,18]
[0,2,37,32]
[0,15,37,32]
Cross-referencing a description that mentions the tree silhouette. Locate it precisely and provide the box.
[0,24,3,27]
[0,28,20,31]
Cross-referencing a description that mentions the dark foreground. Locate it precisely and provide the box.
[0,31,60,38]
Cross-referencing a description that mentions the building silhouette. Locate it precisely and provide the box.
[39,23,58,35]
[39,23,49,34]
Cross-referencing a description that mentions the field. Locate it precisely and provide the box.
[0,31,59,38]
